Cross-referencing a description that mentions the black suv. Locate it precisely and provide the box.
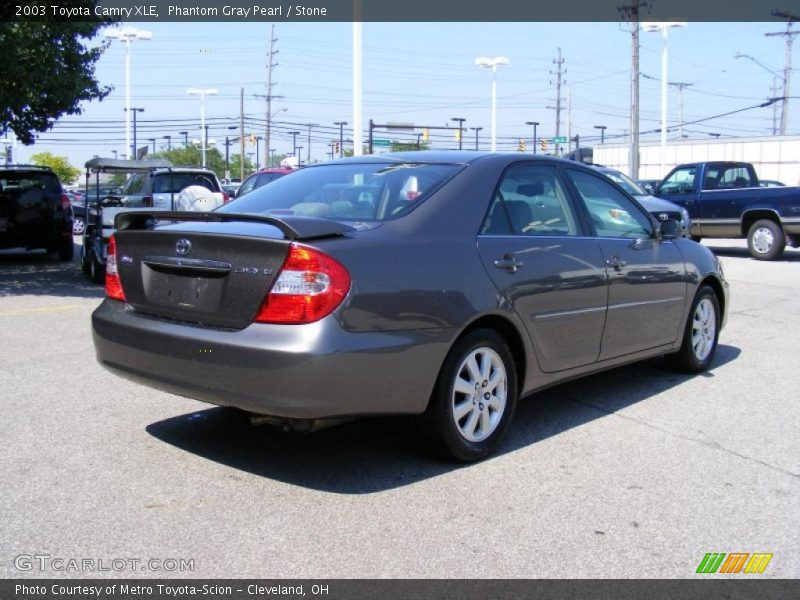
[0,165,73,260]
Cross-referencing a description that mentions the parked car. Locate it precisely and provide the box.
[118,168,227,209]
[655,161,800,259]
[236,168,294,198]
[759,179,786,188]
[93,152,728,462]
[221,182,241,198]
[637,179,660,195]
[0,164,73,259]
[594,167,691,237]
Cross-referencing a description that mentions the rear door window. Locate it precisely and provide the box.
[481,164,578,236]
[153,173,220,193]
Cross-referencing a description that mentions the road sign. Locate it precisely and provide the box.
[373,138,391,147]
[551,136,568,143]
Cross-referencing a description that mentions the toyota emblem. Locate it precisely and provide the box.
[175,239,192,256]
[658,213,669,222]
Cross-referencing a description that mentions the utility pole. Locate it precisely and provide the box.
[550,48,565,156]
[263,24,284,171]
[771,77,780,135]
[240,87,245,181]
[668,81,693,138]
[305,123,317,163]
[766,16,798,136]
[619,1,646,179]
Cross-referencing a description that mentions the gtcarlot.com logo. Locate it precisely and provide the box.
[14,554,194,573]
[696,552,773,574]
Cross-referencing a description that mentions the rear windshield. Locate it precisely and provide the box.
[0,171,61,196]
[219,162,461,221]
[153,172,220,194]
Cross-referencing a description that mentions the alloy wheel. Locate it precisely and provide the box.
[451,347,507,442]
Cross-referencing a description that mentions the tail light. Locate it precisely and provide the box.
[255,244,350,324]
[222,192,230,204]
[105,235,126,302]
[142,196,152,207]
[61,194,71,210]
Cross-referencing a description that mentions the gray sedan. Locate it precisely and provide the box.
[92,152,729,462]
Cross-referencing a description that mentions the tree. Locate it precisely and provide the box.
[0,8,118,144]
[30,152,81,185]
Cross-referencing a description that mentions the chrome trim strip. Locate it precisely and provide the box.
[533,305,607,321]
[608,297,684,311]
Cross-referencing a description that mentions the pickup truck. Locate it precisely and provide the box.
[655,161,800,260]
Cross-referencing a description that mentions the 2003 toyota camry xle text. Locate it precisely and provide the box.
[92,152,729,461]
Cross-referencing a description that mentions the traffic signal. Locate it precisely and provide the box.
[518,138,526,152]
[455,128,461,143]
[422,128,429,142]
[333,141,340,154]
[540,139,548,152]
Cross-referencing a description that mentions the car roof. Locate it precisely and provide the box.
[318,150,581,167]
[152,167,218,176]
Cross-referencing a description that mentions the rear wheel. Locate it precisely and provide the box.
[747,219,785,260]
[89,249,105,283]
[72,217,85,236]
[667,286,720,373]
[420,329,518,462]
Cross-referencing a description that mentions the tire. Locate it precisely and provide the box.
[72,217,85,236]
[420,329,518,462]
[747,219,785,261]
[667,286,720,373]
[89,249,105,284]
[80,244,90,274]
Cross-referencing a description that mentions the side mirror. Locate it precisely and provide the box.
[659,219,681,241]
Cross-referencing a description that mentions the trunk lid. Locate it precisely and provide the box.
[113,213,353,329]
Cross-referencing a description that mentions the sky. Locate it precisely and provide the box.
[12,20,798,169]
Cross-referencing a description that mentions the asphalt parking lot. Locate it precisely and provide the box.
[1,239,798,579]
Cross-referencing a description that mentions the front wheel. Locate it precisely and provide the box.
[747,219,785,260]
[420,329,518,462]
[667,286,720,373]
[72,217,85,236]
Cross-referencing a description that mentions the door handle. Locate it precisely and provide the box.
[605,255,627,270]
[494,254,523,273]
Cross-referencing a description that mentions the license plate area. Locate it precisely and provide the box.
[142,267,226,313]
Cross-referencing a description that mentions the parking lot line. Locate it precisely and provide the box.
[0,304,80,317]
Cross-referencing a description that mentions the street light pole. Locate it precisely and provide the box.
[525,121,539,154]
[290,131,300,162]
[470,127,483,151]
[644,21,686,177]
[186,88,218,168]
[179,131,189,148]
[451,117,466,150]
[594,125,607,144]
[256,136,263,169]
[104,27,152,159]
[148,138,156,155]
[124,107,144,159]
[476,56,510,152]
[334,121,347,158]
[163,135,171,151]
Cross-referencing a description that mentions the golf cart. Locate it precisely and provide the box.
[81,157,174,283]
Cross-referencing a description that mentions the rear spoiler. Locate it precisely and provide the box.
[114,211,355,241]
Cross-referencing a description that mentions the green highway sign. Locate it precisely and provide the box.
[551,136,568,143]
[373,138,392,147]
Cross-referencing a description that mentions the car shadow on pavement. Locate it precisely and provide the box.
[146,344,741,495]
[705,244,800,262]
[0,246,104,299]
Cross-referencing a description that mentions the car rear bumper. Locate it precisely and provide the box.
[92,299,455,419]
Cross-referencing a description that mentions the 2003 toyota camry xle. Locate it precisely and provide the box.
[92,152,729,461]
